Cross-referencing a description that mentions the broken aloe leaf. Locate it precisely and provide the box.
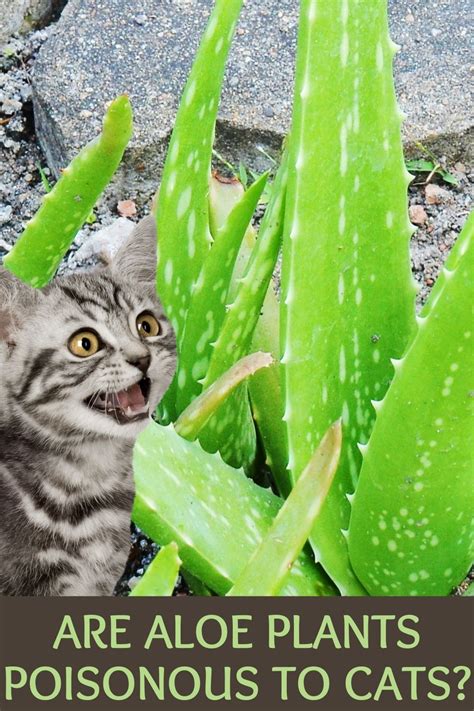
[197,155,287,470]
[228,421,342,596]
[130,542,181,597]
[280,0,416,594]
[175,171,268,415]
[4,95,132,287]
[348,216,473,595]
[249,285,291,497]
[155,0,243,342]
[175,351,273,440]
[209,173,245,239]
[133,421,336,596]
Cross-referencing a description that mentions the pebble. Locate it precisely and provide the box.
[409,204,428,225]
[425,183,450,205]
[0,205,13,224]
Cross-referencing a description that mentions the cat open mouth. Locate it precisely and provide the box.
[85,377,151,424]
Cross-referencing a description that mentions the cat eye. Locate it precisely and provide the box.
[68,330,101,358]
[136,312,160,338]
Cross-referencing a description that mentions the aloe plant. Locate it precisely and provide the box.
[228,421,341,596]
[3,0,471,599]
[348,214,473,596]
[4,95,132,287]
[130,542,181,597]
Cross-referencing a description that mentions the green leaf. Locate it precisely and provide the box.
[280,0,416,594]
[130,543,181,597]
[174,171,269,415]
[405,159,435,173]
[132,421,336,597]
[175,351,273,440]
[249,285,291,497]
[4,96,132,287]
[197,154,288,470]
[348,217,473,595]
[155,0,243,343]
[228,421,342,596]
[208,173,244,240]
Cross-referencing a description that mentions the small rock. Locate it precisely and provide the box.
[117,199,137,218]
[425,183,450,205]
[263,105,274,118]
[454,162,466,173]
[409,204,428,225]
[0,205,13,224]
[72,217,135,264]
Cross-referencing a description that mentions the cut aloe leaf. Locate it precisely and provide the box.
[228,421,342,596]
[4,96,132,287]
[175,351,273,440]
[132,421,336,596]
[209,173,245,239]
[280,0,416,594]
[155,0,243,343]
[348,216,473,596]
[130,543,181,597]
[175,171,268,414]
[249,285,291,497]
[197,156,288,470]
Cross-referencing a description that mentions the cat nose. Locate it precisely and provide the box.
[128,354,151,374]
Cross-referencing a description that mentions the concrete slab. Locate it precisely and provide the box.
[32,0,472,198]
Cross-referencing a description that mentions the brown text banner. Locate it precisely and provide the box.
[0,597,472,710]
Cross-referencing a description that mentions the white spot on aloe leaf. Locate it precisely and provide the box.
[185,80,197,107]
[338,273,345,304]
[164,259,173,285]
[376,41,384,71]
[339,345,346,383]
[308,0,317,23]
[166,171,177,196]
[386,211,394,228]
[177,186,192,219]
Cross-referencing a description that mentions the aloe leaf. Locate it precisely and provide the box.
[228,421,342,596]
[208,172,257,293]
[280,0,416,594]
[209,173,245,239]
[175,351,273,440]
[155,0,243,342]
[4,96,132,287]
[175,171,268,414]
[132,422,336,596]
[348,216,473,596]
[249,286,291,497]
[130,543,181,597]
[197,156,288,470]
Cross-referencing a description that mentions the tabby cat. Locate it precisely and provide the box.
[0,216,176,595]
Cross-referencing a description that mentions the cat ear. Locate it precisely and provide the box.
[112,214,158,284]
[0,268,41,344]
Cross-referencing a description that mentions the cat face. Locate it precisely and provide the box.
[0,217,177,442]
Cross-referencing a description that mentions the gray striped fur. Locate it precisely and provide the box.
[0,216,176,595]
